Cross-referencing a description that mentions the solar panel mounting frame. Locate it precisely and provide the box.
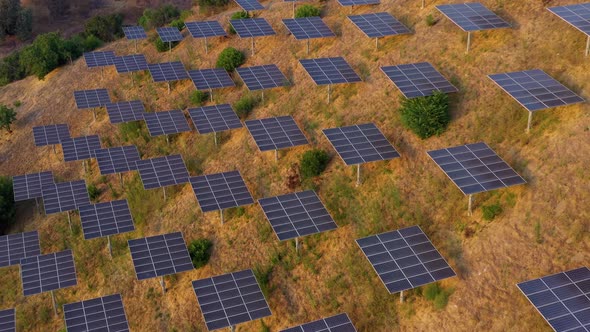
[63,293,130,332]
[547,4,590,56]
[380,62,459,98]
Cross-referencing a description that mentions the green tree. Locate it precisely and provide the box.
[216,47,244,72]
[300,149,330,179]
[84,13,124,42]
[0,104,17,132]
[295,5,321,18]
[0,52,25,86]
[19,32,67,79]
[15,7,32,40]
[190,90,208,106]
[138,5,180,29]
[399,91,450,139]
[0,0,32,40]
[0,176,16,233]
[233,95,257,119]
[187,239,212,269]
[197,0,229,8]
[169,19,184,31]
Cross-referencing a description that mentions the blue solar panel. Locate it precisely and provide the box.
[230,18,276,38]
[190,171,254,213]
[105,101,145,124]
[148,62,189,83]
[144,110,191,137]
[436,3,511,31]
[64,294,130,332]
[12,171,54,202]
[128,232,193,280]
[95,145,141,175]
[234,0,264,11]
[281,313,357,332]
[283,17,335,40]
[79,200,135,240]
[300,57,362,86]
[188,68,235,90]
[188,104,242,134]
[21,250,77,296]
[74,89,111,109]
[237,65,289,91]
[114,54,148,73]
[61,135,101,162]
[42,180,90,215]
[348,12,411,38]
[157,27,184,42]
[0,231,41,268]
[123,26,147,40]
[135,155,190,190]
[0,308,15,332]
[245,116,309,152]
[186,21,227,38]
[33,124,70,147]
[84,51,115,68]
[381,62,458,98]
[337,0,379,7]
[548,4,590,36]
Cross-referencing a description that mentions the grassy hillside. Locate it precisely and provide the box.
[0,0,589,331]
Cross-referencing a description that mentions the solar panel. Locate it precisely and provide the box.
[105,100,145,124]
[74,89,111,109]
[436,3,511,31]
[337,0,379,7]
[186,21,227,38]
[95,145,141,175]
[517,267,590,332]
[64,294,130,332]
[230,18,276,38]
[259,190,337,241]
[157,27,184,42]
[427,142,526,195]
[281,313,357,332]
[114,54,148,73]
[348,12,411,38]
[245,116,308,152]
[144,110,191,137]
[84,51,115,68]
[33,124,71,147]
[123,26,147,40]
[12,171,54,201]
[61,135,101,162]
[20,250,77,296]
[323,123,400,165]
[42,180,90,215]
[356,225,456,294]
[381,62,458,98]
[192,269,272,331]
[79,200,135,240]
[128,232,193,280]
[188,104,242,134]
[234,0,264,11]
[299,57,362,86]
[0,231,41,268]
[148,62,189,83]
[190,171,254,213]
[0,308,15,332]
[488,70,585,112]
[548,4,590,36]
[188,68,235,90]
[283,17,335,40]
[237,65,289,91]
[135,155,190,190]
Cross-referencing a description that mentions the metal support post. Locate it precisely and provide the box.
[400,290,404,303]
[261,90,265,103]
[220,210,224,224]
[468,194,473,216]
[214,132,218,146]
[422,0,425,9]
[101,67,104,78]
[526,112,533,133]
[67,211,72,231]
[92,109,97,121]
[230,326,235,332]
[205,37,209,54]
[35,197,39,212]
[166,135,170,145]
[119,173,124,187]
[466,32,471,53]
[107,236,112,258]
[307,39,310,55]
[295,237,299,253]
[327,84,331,104]
[375,37,379,50]
[169,41,172,53]
[163,187,167,201]
[356,164,361,186]
[167,82,171,94]
[275,149,278,161]
[53,145,57,154]
[134,40,138,52]
[210,89,213,102]
[161,276,166,293]
[251,38,255,55]
[51,291,58,316]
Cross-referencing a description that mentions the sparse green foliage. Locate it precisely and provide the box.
[233,95,257,119]
[534,221,543,244]
[254,265,273,297]
[0,104,17,132]
[190,90,208,106]
[300,149,330,179]
[19,32,66,79]
[0,176,15,233]
[425,14,437,27]
[0,0,33,40]
[399,91,450,139]
[229,11,249,34]
[197,0,230,8]
[216,47,245,71]
[295,5,321,18]
[138,5,181,29]
[154,37,178,52]
[87,184,100,201]
[169,19,185,31]
[423,283,452,310]
[187,239,213,269]
[481,203,502,221]
[84,13,124,42]
[13,100,21,107]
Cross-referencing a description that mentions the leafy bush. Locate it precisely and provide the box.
[0,104,16,132]
[0,176,15,234]
[425,14,437,27]
[87,184,100,201]
[233,95,257,119]
[423,283,452,310]
[295,5,321,18]
[229,11,249,34]
[0,52,25,86]
[216,47,244,71]
[399,91,450,139]
[187,239,212,269]
[154,36,179,52]
[169,19,185,31]
[190,90,208,106]
[0,0,33,41]
[482,203,502,221]
[300,149,330,179]
[19,32,67,79]
[197,0,230,8]
[138,5,180,29]
[84,13,124,42]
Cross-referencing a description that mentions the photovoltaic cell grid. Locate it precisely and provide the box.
[61,135,101,162]
[192,269,272,331]
[299,57,362,86]
[0,308,15,332]
[323,123,400,166]
[488,70,585,112]
[64,294,130,332]
[282,17,335,40]
[128,232,193,280]
[188,68,235,90]
[0,231,41,268]
[12,171,54,201]
[548,4,590,36]
[190,171,254,213]
[259,190,337,241]
[381,62,458,98]
[42,180,90,215]
[337,0,379,7]
[156,27,184,42]
[230,18,276,38]
[74,89,111,109]
[135,155,190,190]
[105,101,145,124]
[185,21,227,38]
[148,62,189,83]
[114,54,148,73]
[357,225,456,294]
[95,145,141,175]
[79,200,134,240]
[427,142,526,195]
[517,267,590,332]
[436,3,511,32]
[348,12,411,38]
[234,0,264,11]
[33,124,70,146]
[245,116,309,152]
[20,250,77,296]
[237,65,289,91]
[84,51,115,68]
[188,104,242,134]
[123,26,147,40]
[144,110,191,137]
[281,313,357,332]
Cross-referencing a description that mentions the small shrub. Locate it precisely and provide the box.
[216,47,245,71]
[229,11,249,34]
[534,221,543,244]
[138,5,181,29]
[0,176,16,233]
[87,184,101,201]
[0,105,17,133]
[425,14,437,27]
[300,149,330,179]
[197,0,230,8]
[481,203,502,221]
[154,37,179,52]
[423,283,452,310]
[295,5,321,18]
[399,91,450,139]
[190,90,208,106]
[233,95,257,119]
[83,13,124,42]
[13,100,22,107]
[169,19,185,31]
[187,239,212,269]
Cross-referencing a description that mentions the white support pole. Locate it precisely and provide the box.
[400,290,404,303]
[251,37,255,56]
[307,39,310,55]
[51,291,58,316]
[220,209,224,224]
[210,89,213,102]
[356,164,361,186]
[53,145,57,154]
[205,37,209,54]
[214,132,218,146]
[230,326,235,332]
[134,40,138,53]
[275,149,278,161]
[327,84,331,104]
[107,236,112,258]
[421,0,425,9]
[466,32,471,53]
[586,35,590,57]
[168,82,171,94]
[83,160,88,174]
[163,187,167,201]
[375,37,379,50]
[526,112,533,133]
[119,173,124,187]
[161,276,166,293]
[35,197,39,212]
[166,135,170,145]
[468,194,473,216]
[261,90,265,103]
[169,41,172,53]
[67,211,72,231]
[92,109,97,121]
[295,237,299,253]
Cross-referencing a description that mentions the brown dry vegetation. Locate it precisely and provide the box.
[0,0,589,331]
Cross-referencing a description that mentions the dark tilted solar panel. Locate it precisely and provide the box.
[123,26,147,40]
[281,313,357,332]
[33,124,70,146]
[13,171,54,201]
[21,250,77,296]
[135,155,190,190]
[299,57,362,86]
[188,68,235,90]
[436,3,511,31]
[282,17,335,40]
[42,180,90,215]
[348,12,411,38]
[185,21,227,38]
[192,269,272,331]
[64,294,130,332]
[144,110,191,137]
[74,89,111,109]
[157,27,184,42]
[381,62,458,98]
[337,0,379,7]
[0,231,41,268]
[95,145,141,175]
[427,142,526,195]
[356,225,456,294]
[148,62,189,83]
[517,267,590,332]
[488,69,585,112]
[190,171,254,213]
[61,135,101,162]
[105,100,145,124]
[230,18,276,38]
[237,65,289,91]
[0,308,15,332]
[79,200,135,240]
[235,0,264,11]
[259,190,337,241]
[548,4,590,36]
[114,54,148,73]
[188,104,242,134]
[128,232,193,280]
[245,116,309,152]
[84,51,115,68]
[323,123,400,165]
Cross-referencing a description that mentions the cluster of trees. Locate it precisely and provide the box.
[0,0,32,41]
